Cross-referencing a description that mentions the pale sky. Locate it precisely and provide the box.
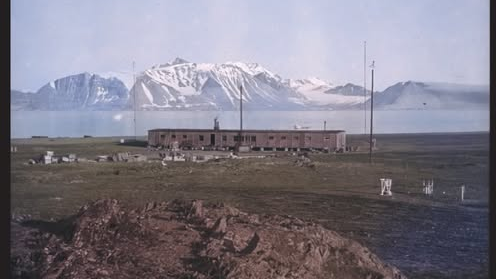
[11,0,489,92]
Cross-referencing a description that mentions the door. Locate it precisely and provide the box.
[210,134,216,146]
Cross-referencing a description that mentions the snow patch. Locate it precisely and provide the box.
[141,83,154,104]
[98,71,135,90]
[113,113,123,121]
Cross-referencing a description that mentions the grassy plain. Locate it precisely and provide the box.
[10,133,489,278]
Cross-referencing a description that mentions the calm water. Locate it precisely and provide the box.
[10,110,489,138]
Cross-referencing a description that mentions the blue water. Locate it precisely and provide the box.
[10,110,489,138]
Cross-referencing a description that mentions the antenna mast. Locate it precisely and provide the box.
[364,41,367,136]
[238,84,243,151]
[369,60,375,164]
[133,61,136,141]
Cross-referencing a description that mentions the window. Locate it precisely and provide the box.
[269,136,274,140]
[234,135,246,142]
[251,136,256,142]
[171,135,176,139]
[294,136,299,140]
[160,134,165,139]
[281,136,287,140]
[199,135,204,141]
[324,137,330,140]
[183,135,187,139]
[306,136,312,140]
[222,135,227,141]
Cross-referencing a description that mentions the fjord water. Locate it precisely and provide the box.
[10,110,488,138]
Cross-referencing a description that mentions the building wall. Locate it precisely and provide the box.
[148,130,346,150]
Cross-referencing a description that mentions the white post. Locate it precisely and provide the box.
[380,178,386,195]
[461,185,465,201]
[423,179,433,195]
[386,179,392,196]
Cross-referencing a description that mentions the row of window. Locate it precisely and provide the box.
[160,134,331,141]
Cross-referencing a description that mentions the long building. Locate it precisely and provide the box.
[148,125,346,151]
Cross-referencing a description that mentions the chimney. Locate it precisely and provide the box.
[214,117,220,131]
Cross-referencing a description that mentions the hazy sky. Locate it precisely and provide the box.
[11,0,489,91]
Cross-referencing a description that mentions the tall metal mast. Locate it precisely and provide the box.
[364,41,367,136]
[369,60,375,164]
[239,84,243,148]
[133,61,137,141]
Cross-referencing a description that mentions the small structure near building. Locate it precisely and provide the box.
[171,141,180,151]
[423,179,434,195]
[380,178,392,196]
[43,155,52,164]
[96,155,110,162]
[28,151,93,165]
[128,154,147,162]
[68,154,77,162]
[112,152,130,162]
[238,146,251,153]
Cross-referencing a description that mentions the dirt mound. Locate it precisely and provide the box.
[11,199,407,279]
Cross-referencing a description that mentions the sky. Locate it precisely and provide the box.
[11,0,489,92]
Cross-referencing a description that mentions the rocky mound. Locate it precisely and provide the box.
[11,199,407,279]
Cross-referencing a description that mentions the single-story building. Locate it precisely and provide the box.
[148,127,346,151]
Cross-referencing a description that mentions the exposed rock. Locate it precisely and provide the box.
[188,200,204,219]
[212,216,228,234]
[295,156,315,168]
[11,199,407,279]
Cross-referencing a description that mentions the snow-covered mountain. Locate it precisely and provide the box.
[10,59,489,111]
[325,83,370,96]
[12,73,129,110]
[365,81,489,110]
[128,58,307,110]
[284,77,333,95]
[10,90,37,110]
[97,71,134,90]
[283,78,368,109]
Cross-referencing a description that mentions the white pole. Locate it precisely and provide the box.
[461,185,465,201]
[380,178,386,196]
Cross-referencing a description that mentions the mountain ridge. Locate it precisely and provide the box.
[11,59,489,111]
